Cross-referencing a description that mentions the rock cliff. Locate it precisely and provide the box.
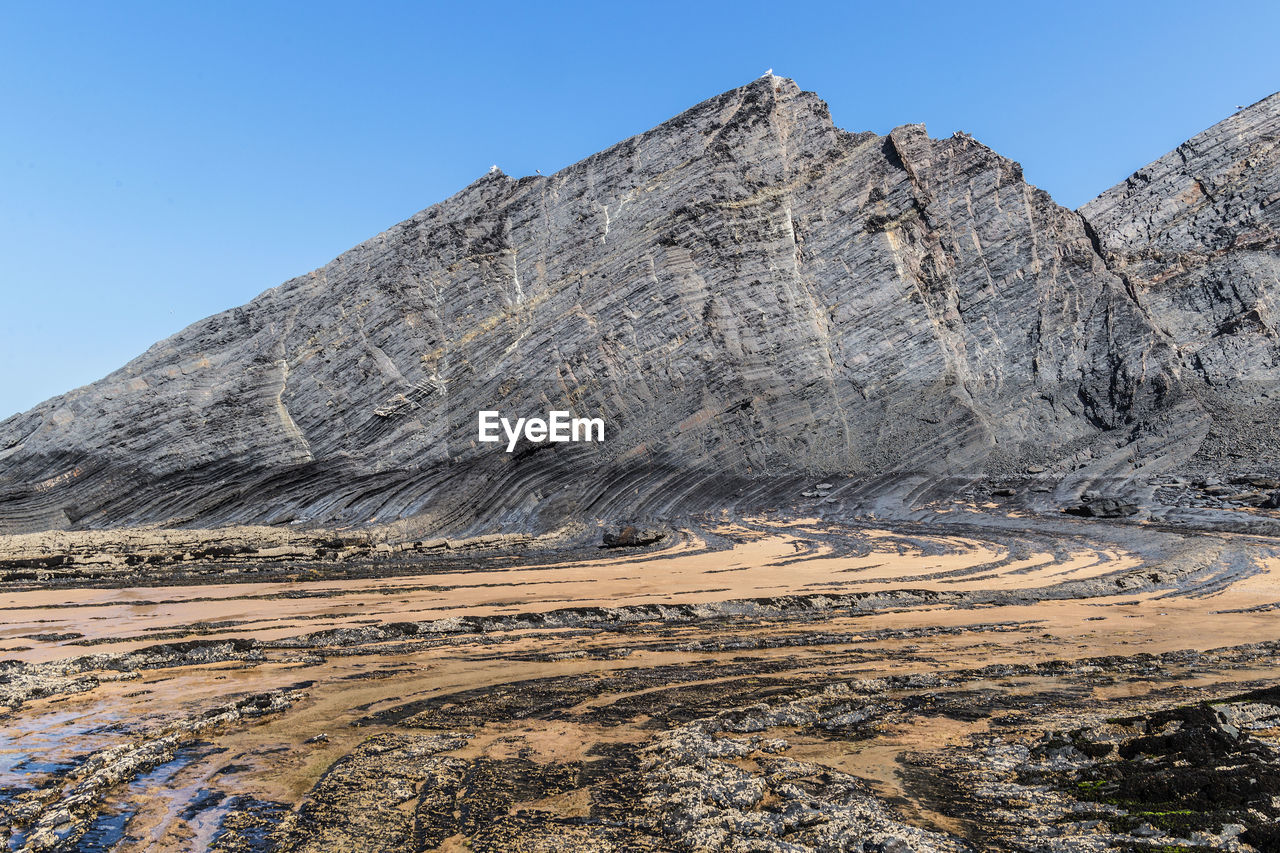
[1081,92,1280,473]
[1,77,1275,534]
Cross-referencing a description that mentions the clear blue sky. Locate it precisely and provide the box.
[2,0,1277,419]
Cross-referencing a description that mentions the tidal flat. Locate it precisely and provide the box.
[3,508,1280,852]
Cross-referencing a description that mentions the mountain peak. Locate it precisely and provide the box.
[1,83,1276,535]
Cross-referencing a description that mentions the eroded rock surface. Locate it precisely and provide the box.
[3,514,1280,851]
[4,78,1280,853]
[1081,92,1280,476]
[8,77,1277,535]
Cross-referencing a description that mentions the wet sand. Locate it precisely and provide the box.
[2,512,1280,851]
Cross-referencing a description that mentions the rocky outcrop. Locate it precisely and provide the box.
[3,688,302,852]
[1081,93,1280,472]
[1065,495,1140,519]
[601,525,665,548]
[1,77,1275,535]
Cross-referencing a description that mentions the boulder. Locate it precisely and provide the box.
[1066,497,1139,519]
[601,526,666,548]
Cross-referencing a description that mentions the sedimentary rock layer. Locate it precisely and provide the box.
[1,78,1276,534]
[1081,92,1280,471]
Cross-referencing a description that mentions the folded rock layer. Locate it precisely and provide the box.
[1,78,1276,534]
[1081,92,1280,472]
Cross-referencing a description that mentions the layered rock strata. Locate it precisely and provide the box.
[1,79,1276,534]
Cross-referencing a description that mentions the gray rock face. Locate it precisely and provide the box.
[1082,93,1280,383]
[1081,93,1280,469]
[0,77,1275,535]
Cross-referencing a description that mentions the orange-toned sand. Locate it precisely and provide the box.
[4,515,1280,851]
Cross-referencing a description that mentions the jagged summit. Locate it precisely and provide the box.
[0,82,1276,535]
[475,76,828,188]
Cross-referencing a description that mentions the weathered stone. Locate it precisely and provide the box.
[601,525,665,548]
[0,79,1275,535]
[1066,497,1139,519]
[1081,92,1280,473]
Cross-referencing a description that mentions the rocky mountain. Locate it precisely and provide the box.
[1,78,1276,535]
[1081,93,1280,472]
